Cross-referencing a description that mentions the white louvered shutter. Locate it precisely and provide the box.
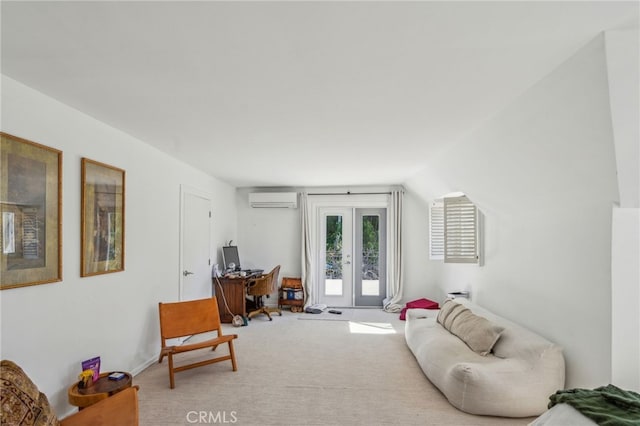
[429,200,444,260]
[444,196,479,264]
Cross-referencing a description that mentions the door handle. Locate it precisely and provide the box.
[343,261,351,265]
[183,270,194,276]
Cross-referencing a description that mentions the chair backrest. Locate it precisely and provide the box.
[60,386,139,426]
[247,265,280,296]
[158,297,222,340]
[268,265,281,293]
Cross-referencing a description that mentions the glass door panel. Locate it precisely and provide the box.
[355,209,386,306]
[319,208,352,306]
[325,214,343,296]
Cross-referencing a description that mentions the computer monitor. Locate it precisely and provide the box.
[222,246,241,271]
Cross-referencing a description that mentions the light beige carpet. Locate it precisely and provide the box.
[134,309,535,425]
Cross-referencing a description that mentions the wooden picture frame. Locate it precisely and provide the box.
[81,158,125,277]
[1,132,62,290]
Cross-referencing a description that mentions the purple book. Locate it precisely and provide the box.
[81,356,101,382]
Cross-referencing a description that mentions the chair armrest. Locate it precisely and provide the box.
[60,386,139,426]
[246,276,270,296]
[246,275,266,285]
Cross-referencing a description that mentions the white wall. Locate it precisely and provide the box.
[404,34,619,389]
[235,187,301,288]
[605,28,640,209]
[401,188,443,302]
[611,208,640,390]
[606,27,640,391]
[0,76,237,417]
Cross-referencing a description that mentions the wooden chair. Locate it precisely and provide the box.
[246,265,282,321]
[158,297,238,389]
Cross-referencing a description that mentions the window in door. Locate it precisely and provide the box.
[319,208,353,307]
[325,214,343,296]
[355,209,386,307]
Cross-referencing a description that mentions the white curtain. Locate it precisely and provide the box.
[383,189,404,312]
[300,192,315,307]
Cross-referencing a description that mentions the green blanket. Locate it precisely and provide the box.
[549,384,640,426]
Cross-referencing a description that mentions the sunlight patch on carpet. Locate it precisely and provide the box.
[348,321,396,334]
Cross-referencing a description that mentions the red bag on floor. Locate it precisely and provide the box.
[399,298,439,320]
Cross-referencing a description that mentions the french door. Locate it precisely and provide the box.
[318,207,386,307]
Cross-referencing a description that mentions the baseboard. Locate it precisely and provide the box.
[131,355,158,377]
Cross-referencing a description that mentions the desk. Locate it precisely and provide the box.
[213,276,249,323]
[68,372,134,409]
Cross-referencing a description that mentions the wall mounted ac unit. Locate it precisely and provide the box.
[249,192,298,208]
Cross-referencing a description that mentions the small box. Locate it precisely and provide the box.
[108,372,126,381]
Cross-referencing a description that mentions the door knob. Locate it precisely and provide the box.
[183,270,194,276]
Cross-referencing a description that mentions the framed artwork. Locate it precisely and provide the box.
[0,132,62,290]
[81,158,125,277]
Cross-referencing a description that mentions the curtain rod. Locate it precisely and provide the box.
[307,191,392,196]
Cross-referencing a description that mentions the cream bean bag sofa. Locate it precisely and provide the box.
[405,298,565,417]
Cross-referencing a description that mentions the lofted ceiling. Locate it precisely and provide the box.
[1,1,637,188]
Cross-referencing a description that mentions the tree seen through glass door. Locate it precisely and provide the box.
[325,215,343,295]
[361,215,380,296]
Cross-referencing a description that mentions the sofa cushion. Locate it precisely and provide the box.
[436,299,459,325]
[0,360,60,426]
[448,309,504,355]
[442,304,468,330]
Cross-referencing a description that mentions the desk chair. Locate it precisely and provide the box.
[158,297,238,389]
[246,265,281,321]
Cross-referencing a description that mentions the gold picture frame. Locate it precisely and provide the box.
[1,132,62,290]
[81,158,125,277]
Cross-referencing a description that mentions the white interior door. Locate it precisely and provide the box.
[180,186,212,302]
[318,208,353,307]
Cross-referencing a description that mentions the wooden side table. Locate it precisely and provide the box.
[68,372,134,409]
[278,277,305,312]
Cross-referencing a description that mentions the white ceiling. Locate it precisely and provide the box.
[2,1,637,188]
